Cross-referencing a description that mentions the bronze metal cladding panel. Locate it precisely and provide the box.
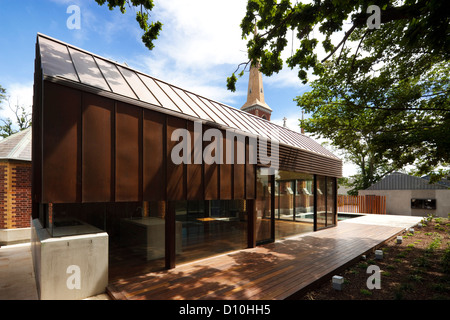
[219,129,232,200]
[203,125,219,200]
[186,121,203,200]
[143,109,166,201]
[233,134,245,200]
[82,93,114,202]
[115,102,142,201]
[246,139,256,199]
[42,82,81,203]
[166,116,186,201]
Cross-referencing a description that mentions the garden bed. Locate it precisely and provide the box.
[300,216,450,300]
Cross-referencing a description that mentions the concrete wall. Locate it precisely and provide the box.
[0,227,30,245]
[31,219,108,300]
[359,189,450,218]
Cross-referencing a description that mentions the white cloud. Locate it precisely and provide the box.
[121,0,252,106]
[272,112,302,133]
[154,0,248,69]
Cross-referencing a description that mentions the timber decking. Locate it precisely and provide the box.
[106,221,407,300]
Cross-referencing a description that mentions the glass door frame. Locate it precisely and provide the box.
[314,175,337,231]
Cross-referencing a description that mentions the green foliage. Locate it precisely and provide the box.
[408,274,423,283]
[239,0,449,84]
[296,56,449,192]
[360,288,372,296]
[237,0,450,187]
[426,233,442,253]
[0,118,16,138]
[95,0,162,51]
[0,85,5,103]
[226,73,238,92]
[441,244,450,274]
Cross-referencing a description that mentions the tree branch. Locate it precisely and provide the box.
[321,24,357,63]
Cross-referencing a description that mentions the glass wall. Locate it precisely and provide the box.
[275,171,315,239]
[327,177,336,226]
[255,168,273,244]
[175,200,247,264]
[316,175,336,230]
[295,178,314,223]
[49,201,167,281]
[45,171,337,279]
[277,180,294,220]
[316,175,326,229]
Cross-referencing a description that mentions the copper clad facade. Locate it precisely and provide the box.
[33,33,342,210]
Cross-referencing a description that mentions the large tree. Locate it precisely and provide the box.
[230,0,449,86]
[298,50,449,192]
[229,0,449,183]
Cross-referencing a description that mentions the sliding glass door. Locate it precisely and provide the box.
[316,175,336,230]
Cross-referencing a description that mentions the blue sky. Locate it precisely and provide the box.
[0,0,357,176]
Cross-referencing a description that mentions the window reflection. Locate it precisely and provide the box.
[316,175,326,229]
[175,200,247,264]
[316,175,336,229]
[327,177,336,226]
[256,168,272,243]
[275,171,315,239]
[49,201,167,281]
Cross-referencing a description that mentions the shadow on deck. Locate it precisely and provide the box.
[106,215,422,300]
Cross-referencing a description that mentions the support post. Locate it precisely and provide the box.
[313,175,317,231]
[165,200,175,269]
[247,199,256,248]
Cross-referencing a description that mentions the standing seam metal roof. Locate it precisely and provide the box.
[366,172,448,190]
[37,33,340,160]
[0,127,32,161]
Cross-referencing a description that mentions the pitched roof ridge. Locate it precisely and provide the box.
[37,33,340,161]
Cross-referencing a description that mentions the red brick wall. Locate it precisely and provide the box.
[0,161,32,229]
[11,164,32,228]
[0,163,6,229]
[245,108,271,121]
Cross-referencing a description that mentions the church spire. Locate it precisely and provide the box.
[240,29,272,121]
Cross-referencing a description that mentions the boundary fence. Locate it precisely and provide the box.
[338,195,386,214]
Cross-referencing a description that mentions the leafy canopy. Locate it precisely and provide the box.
[232,0,449,184]
[95,0,162,50]
[229,0,449,90]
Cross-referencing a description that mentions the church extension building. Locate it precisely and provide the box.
[31,33,342,299]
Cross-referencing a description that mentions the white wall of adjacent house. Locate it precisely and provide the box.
[358,189,450,218]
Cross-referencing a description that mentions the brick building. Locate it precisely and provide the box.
[0,127,32,245]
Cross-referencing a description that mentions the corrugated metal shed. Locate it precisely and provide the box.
[37,33,339,161]
[0,127,32,161]
[366,172,448,190]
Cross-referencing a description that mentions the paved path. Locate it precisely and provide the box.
[340,213,423,228]
[0,243,38,300]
